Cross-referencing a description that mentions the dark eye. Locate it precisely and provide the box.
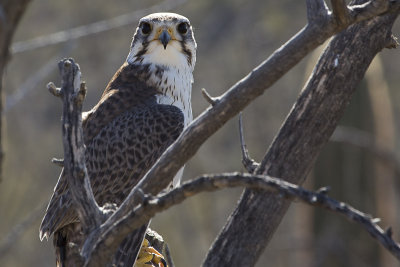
[177,22,188,35]
[141,22,152,35]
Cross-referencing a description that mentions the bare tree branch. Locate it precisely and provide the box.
[83,172,400,262]
[52,58,103,234]
[83,1,400,265]
[51,157,64,167]
[10,0,187,54]
[204,2,400,266]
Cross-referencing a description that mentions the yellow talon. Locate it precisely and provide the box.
[135,238,168,267]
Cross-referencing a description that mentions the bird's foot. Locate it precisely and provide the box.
[135,238,167,267]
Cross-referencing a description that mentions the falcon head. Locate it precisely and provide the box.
[127,13,197,71]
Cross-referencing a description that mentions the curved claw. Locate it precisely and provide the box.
[135,238,168,267]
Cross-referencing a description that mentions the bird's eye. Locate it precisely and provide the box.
[141,22,152,35]
[177,22,188,35]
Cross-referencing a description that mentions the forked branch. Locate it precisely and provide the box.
[89,172,400,262]
[50,59,103,234]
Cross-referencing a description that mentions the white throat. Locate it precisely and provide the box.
[127,42,194,127]
[154,65,193,127]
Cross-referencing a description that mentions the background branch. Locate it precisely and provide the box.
[203,3,400,266]
[10,0,187,54]
[0,0,32,182]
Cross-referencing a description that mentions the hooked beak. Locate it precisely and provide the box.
[159,30,171,50]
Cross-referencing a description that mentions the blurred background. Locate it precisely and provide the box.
[0,0,399,266]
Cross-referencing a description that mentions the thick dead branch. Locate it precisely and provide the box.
[204,3,400,266]
[52,58,103,235]
[84,1,400,264]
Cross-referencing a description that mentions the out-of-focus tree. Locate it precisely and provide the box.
[0,0,32,183]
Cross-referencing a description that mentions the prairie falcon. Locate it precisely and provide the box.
[40,12,196,266]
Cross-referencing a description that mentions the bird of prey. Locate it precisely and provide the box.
[39,12,197,266]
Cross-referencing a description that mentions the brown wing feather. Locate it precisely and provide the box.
[40,62,184,239]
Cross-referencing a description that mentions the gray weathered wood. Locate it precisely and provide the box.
[203,5,399,267]
[55,59,103,234]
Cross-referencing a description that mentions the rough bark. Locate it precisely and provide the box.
[51,60,103,232]
[0,0,32,182]
[203,7,399,267]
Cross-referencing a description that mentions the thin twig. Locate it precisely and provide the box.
[51,157,64,167]
[204,3,400,266]
[201,88,219,106]
[47,82,62,98]
[238,113,259,173]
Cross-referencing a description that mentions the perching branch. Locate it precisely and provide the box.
[85,172,400,262]
[84,1,400,264]
[51,59,103,234]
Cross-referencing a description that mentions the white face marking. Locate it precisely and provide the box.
[126,13,196,127]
